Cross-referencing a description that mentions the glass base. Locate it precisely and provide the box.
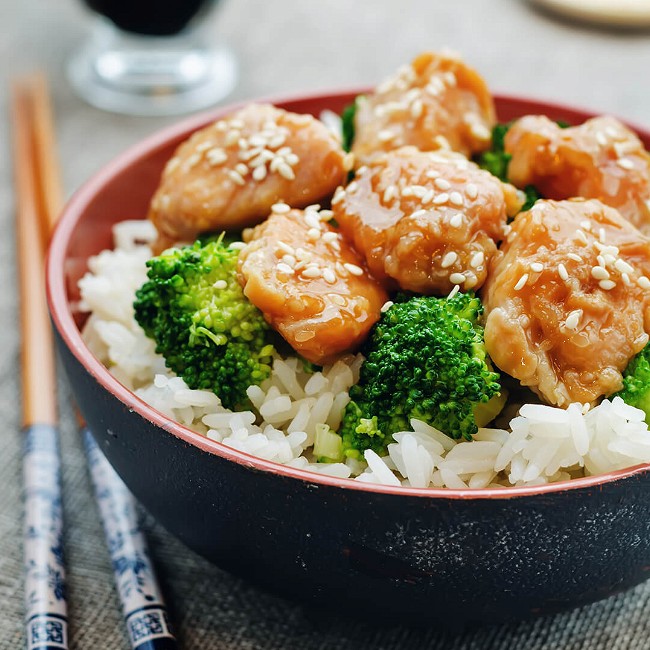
[67,19,237,116]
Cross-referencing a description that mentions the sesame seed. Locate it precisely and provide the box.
[252,165,267,181]
[425,169,440,179]
[422,189,435,204]
[322,232,338,243]
[449,213,463,228]
[565,309,582,330]
[449,191,464,207]
[229,119,245,129]
[277,241,294,254]
[213,280,227,290]
[575,229,589,245]
[272,202,291,214]
[434,178,451,191]
[567,253,583,263]
[595,131,607,146]
[410,99,424,119]
[229,241,246,250]
[638,276,650,289]
[269,134,287,149]
[470,251,484,268]
[285,153,300,166]
[401,186,415,197]
[580,220,592,231]
[185,153,201,169]
[319,209,334,220]
[295,330,316,342]
[411,209,428,219]
[591,266,610,281]
[441,251,458,268]
[227,170,246,186]
[614,259,634,275]
[603,253,616,265]
[343,152,355,171]
[514,274,529,291]
[214,120,228,131]
[344,263,364,276]
[433,192,449,205]
[622,273,632,285]
[224,130,240,146]
[530,262,544,273]
[330,294,346,306]
[278,162,295,180]
[450,272,466,285]
[617,158,635,170]
[282,254,296,267]
[305,213,321,229]
[599,228,607,243]
[276,263,295,275]
[471,122,491,140]
[323,268,337,284]
[466,183,478,200]
[307,228,321,241]
[335,261,348,276]
[447,285,460,299]
[599,280,616,290]
[381,300,394,313]
[412,185,427,199]
[383,185,398,203]
[378,129,396,142]
[347,181,358,193]
[235,162,249,176]
[302,267,322,279]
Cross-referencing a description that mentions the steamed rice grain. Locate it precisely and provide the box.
[77,223,650,490]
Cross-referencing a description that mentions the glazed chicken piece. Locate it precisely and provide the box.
[332,147,522,295]
[352,51,495,166]
[238,204,388,365]
[148,104,348,251]
[482,199,650,407]
[505,115,650,234]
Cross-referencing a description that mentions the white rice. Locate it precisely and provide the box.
[78,220,650,489]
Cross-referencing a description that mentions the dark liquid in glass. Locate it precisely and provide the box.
[83,0,216,36]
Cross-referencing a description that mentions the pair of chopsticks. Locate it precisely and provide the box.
[12,76,177,650]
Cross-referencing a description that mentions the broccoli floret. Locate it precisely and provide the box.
[133,236,274,410]
[339,292,503,458]
[477,123,548,212]
[341,98,359,153]
[615,344,650,423]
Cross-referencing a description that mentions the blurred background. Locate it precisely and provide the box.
[4,0,650,648]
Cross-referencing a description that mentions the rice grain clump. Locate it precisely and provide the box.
[78,221,650,489]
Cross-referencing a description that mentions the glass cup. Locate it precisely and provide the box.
[67,0,237,116]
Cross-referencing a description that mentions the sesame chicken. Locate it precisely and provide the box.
[332,146,522,295]
[505,115,650,234]
[148,104,348,251]
[482,199,650,407]
[352,51,495,166]
[237,205,388,365]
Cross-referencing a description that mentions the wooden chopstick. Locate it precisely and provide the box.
[21,75,178,650]
[12,76,68,649]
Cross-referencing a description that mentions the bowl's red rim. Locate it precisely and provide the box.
[47,88,650,501]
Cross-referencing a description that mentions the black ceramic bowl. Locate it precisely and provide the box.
[47,91,650,625]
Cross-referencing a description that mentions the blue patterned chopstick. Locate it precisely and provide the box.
[13,75,69,650]
[23,425,68,650]
[83,429,177,650]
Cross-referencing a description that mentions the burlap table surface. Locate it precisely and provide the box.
[4,0,650,647]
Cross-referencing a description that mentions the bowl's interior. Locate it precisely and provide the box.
[48,91,650,499]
